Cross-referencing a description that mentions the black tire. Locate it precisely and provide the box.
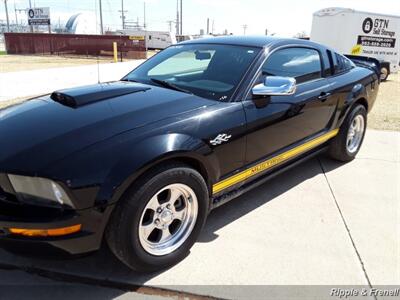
[106,162,209,273]
[380,67,389,81]
[328,104,367,162]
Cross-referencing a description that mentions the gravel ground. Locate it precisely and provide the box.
[0,52,156,73]
[0,55,113,73]
[1,71,398,131]
[368,72,400,131]
[0,97,34,109]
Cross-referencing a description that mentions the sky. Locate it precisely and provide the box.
[1,0,400,36]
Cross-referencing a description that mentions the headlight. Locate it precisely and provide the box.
[7,174,74,208]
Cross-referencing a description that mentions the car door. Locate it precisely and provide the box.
[242,46,337,171]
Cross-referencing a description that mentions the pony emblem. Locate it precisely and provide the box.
[210,134,232,146]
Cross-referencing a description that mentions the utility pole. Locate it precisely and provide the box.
[143,1,146,29]
[167,20,174,32]
[29,0,33,32]
[99,0,104,34]
[206,18,209,34]
[119,0,127,30]
[179,0,182,35]
[13,1,17,29]
[242,24,248,35]
[175,0,179,36]
[15,9,27,25]
[121,0,125,29]
[4,0,10,32]
[144,1,147,54]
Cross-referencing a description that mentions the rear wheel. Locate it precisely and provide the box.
[380,66,389,81]
[328,104,367,162]
[106,163,209,272]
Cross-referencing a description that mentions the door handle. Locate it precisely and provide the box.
[318,92,331,102]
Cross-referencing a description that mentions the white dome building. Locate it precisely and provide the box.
[65,13,98,35]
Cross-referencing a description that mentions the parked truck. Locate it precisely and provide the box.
[311,7,399,81]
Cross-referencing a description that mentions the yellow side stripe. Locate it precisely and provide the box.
[212,129,339,194]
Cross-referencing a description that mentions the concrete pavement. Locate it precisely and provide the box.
[0,60,144,102]
[0,129,398,299]
[0,269,170,300]
[321,130,399,286]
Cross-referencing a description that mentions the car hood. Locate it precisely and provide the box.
[0,81,216,174]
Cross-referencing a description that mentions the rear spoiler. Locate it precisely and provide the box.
[345,55,381,78]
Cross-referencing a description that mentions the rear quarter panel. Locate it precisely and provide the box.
[328,66,379,129]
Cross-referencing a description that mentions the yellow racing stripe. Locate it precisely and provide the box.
[212,129,339,194]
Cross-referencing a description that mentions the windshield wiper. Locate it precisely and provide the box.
[150,78,193,95]
[120,78,141,83]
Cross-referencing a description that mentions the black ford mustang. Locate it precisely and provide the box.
[0,36,380,272]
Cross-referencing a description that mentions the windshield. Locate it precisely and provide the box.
[123,44,261,101]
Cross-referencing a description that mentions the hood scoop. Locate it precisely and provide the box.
[50,81,150,108]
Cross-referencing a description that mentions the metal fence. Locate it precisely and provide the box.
[4,33,146,58]
[0,34,4,51]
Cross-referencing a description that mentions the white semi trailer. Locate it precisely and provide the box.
[311,7,399,80]
[117,30,177,50]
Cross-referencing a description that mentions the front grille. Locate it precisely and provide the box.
[0,187,19,205]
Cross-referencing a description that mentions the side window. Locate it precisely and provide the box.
[333,53,354,74]
[326,50,334,76]
[262,47,322,84]
[334,53,344,73]
[342,55,355,70]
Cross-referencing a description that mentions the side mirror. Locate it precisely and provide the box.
[252,76,296,96]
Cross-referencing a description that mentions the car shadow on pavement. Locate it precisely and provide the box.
[0,156,345,293]
[197,156,344,243]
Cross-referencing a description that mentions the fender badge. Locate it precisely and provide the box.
[210,134,232,146]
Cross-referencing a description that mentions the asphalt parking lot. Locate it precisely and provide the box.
[0,129,398,299]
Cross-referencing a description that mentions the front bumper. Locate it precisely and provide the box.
[0,198,115,255]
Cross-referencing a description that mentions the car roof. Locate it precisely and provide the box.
[179,35,321,49]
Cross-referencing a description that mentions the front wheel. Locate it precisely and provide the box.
[328,104,367,162]
[106,163,209,272]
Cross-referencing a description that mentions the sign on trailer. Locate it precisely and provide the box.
[27,7,50,25]
[129,36,145,41]
[310,7,400,74]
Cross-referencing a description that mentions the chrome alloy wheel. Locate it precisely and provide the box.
[138,183,198,256]
[346,114,365,153]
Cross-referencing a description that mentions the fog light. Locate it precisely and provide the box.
[9,224,82,237]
